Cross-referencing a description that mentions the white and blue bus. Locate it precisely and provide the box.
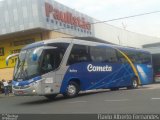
[6,38,153,99]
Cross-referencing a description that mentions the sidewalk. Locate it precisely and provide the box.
[0,93,14,98]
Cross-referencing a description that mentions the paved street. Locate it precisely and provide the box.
[0,84,160,114]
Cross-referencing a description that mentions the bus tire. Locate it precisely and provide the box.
[64,81,80,98]
[45,94,57,100]
[127,78,138,89]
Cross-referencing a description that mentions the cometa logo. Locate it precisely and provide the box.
[87,64,112,72]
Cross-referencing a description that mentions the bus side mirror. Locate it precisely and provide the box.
[6,53,19,66]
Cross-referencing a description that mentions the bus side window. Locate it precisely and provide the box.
[90,46,118,63]
[68,54,77,65]
[116,50,128,64]
[90,47,106,62]
[67,44,90,65]
[105,48,118,63]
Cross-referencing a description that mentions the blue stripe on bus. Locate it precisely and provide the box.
[12,76,42,86]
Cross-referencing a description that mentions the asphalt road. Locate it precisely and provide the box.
[0,84,160,114]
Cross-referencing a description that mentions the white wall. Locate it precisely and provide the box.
[0,0,41,35]
[143,47,160,54]
[93,22,160,48]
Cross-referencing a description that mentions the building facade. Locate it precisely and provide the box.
[0,0,94,80]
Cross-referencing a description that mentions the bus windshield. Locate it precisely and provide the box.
[14,48,42,81]
[14,43,69,81]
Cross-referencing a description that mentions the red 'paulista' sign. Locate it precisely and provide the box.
[45,2,91,30]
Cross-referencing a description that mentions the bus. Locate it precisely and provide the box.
[6,38,153,99]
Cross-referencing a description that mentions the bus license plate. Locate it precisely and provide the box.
[18,91,24,94]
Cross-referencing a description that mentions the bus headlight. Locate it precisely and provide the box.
[32,90,36,93]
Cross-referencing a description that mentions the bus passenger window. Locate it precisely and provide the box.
[116,50,128,63]
[90,46,118,63]
[67,44,90,65]
[41,48,63,74]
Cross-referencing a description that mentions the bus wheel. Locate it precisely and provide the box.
[127,78,138,89]
[64,81,80,98]
[45,94,57,100]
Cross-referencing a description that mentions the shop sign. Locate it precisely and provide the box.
[45,2,91,30]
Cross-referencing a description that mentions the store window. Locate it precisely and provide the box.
[0,47,4,56]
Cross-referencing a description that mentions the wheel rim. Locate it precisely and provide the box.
[67,84,76,96]
[133,80,138,88]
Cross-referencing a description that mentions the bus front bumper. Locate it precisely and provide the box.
[12,81,43,96]
[12,86,38,96]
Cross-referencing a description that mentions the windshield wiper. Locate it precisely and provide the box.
[14,61,24,80]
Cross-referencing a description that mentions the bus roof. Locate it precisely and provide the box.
[22,38,150,54]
